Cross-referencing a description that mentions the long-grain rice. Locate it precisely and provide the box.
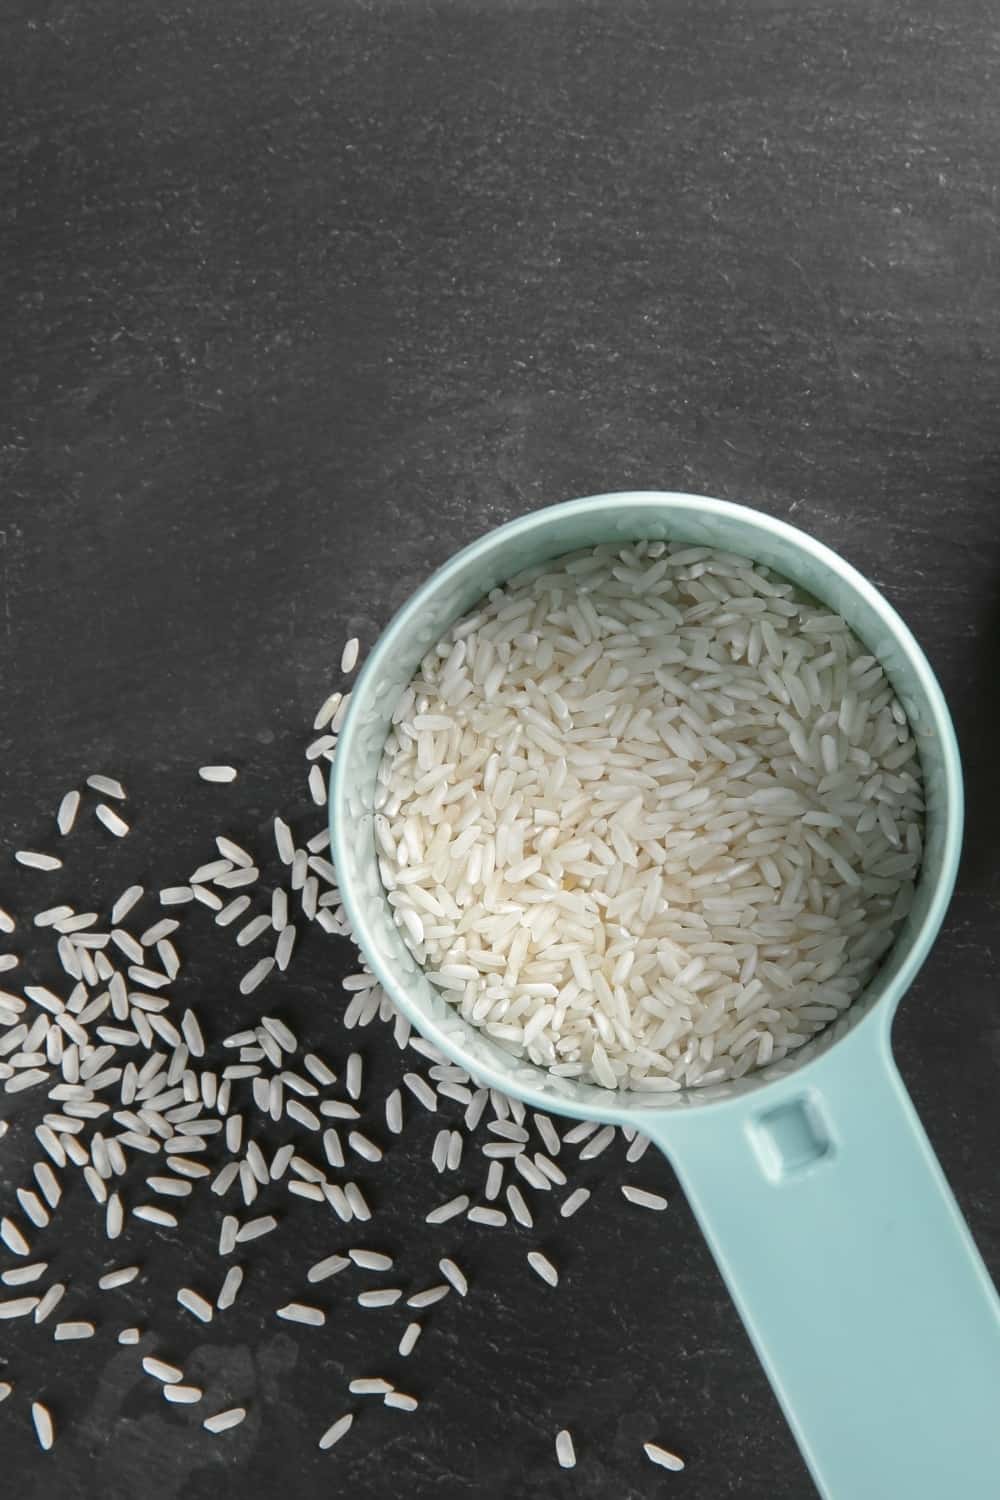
[376,541,924,1090]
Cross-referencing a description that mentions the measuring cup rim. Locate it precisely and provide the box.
[329,491,963,1127]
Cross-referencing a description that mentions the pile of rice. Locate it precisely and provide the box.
[374,541,924,1091]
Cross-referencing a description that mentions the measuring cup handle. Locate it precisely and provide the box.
[638,1022,1000,1500]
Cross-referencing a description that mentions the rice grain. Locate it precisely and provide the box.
[644,1440,685,1472]
[555,1430,576,1469]
[199,766,238,784]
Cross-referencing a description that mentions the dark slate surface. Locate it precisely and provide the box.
[3,1,1000,1495]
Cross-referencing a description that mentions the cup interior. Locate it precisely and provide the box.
[330,493,962,1127]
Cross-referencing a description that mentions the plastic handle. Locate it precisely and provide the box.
[639,1023,1000,1500]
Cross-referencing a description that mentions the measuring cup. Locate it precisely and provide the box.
[329,492,1000,1499]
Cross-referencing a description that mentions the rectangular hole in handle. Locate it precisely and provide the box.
[749,1095,836,1183]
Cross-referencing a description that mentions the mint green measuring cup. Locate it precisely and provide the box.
[329,492,1000,1499]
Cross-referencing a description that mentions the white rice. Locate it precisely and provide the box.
[313,691,343,732]
[527,1250,559,1286]
[129,965,169,990]
[110,929,144,963]
[513,1155,550,1191]
[6,1069,47,1094]
[53,1320,95,1340]
[146,1172,189,1197]
[217,836,253,867]
[341,637,360,673]
[348,1130,381,1163]
[468,1206,507,1228]
[159,887,193,906]
[57,791,81,836]
[15,851,62,871]
[555,1429,576,1469]
[398,1321,422,1356]
[1,1217,29,1255]
[560,1188,591,1218]
[111,885,143,925]
[345,1182,370,1219]
[275,925,296,971]
[376,541,924,1089]
[321,1128,343,1169]
[217,1213,239,1255]
[274,818,295,865]
[579,1126,615,1162]
[626,1133,651,1163]
[237,914,271,948]
[533,1114,561,1156]
[403,1072,437,1111]
[203,1407,246,1433]
[308,1254,350,1283]
[2,1262,47,1286]
[277,1301,326,1326]
[95,803,130,838]
[164,1384,203,1404]
[158,939,180,978]
[1,605,902,1481]
[34,1164,60,1210]
[0,1295,39,1318]
[217,865,259,888]
[143,1356,183,1383]
[307,722,335,759]
[86,775,126,800]
[240,958,274,996]
[180,1009,205,1058]
[140,917,176,945]
[426,1194,469,1224]
[506,1184,533,1228]
[216,895,251,927]
[132,1204,175,1228]
[357,1289,402,1307]
[287,1100,320,1131]
[439,1257,467,1296]
[34,1284,65,1322]
[643,1440,685,1471]
[622,1185,668,1211]
[32,1400,55,1451]
[385,1087,403,1134]
[177,1287,214,1322]
[259,1014,295,1052]
[192,884,223,910]
[319,1412,354,1449]
[98,1266,140,1290]
[198,766,238,783]
[407,1284,450,1308]
[236,1215,278,1243]
[33,906,73,928]
[349,1248,393,1270]
[217,1265,244,1309]
[384,1391,418,1411]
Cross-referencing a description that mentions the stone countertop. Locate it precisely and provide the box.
[3,1,1000,1495]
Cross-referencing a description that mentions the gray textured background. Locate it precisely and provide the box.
[3,1,1000,1495]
